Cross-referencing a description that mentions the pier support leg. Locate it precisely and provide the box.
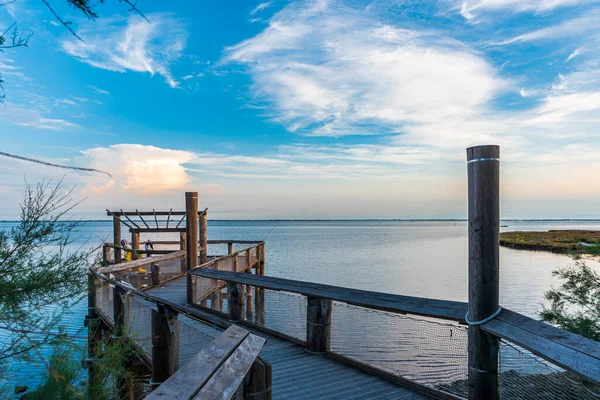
[113,216,122,264]
[86,274,102,396]
[151,305,179,389]
[228,282,242,321]
[306,297,332,354]
[131,232,140,260]
[467,145,500,400]
[244,357,272,400]
[151,263,161,286]
[180,232,187,274]
[186,192,199,305]
[200,211,208,265]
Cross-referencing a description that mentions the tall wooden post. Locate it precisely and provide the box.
[113,216,122,264]
[228,242,234,255]
[306,297,332,354]
[151,263,161,286]
[185,192,199,305]
[131,232,140,260]
[113,285,127,335]
[151,305,179,388]
[199,211,208,264]
[228,282,242,321]
[467,145,500,400]
[102,245,111,266]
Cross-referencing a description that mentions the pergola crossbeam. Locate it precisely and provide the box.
[136,209,150,229]
[120,209,141,229]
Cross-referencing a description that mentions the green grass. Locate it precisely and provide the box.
[499,230,600,254]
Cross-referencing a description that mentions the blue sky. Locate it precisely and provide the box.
[1,0,600,219]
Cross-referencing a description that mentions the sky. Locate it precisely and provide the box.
[1,0,600,219]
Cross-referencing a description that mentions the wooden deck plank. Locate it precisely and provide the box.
[146,325,250,399]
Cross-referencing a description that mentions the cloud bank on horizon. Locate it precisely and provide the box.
[1,0,600,218]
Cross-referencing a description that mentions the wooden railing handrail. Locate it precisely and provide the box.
[193,243,263,270]
[97,250,185,274]
[189,269,600,387]
[191,268,466,321]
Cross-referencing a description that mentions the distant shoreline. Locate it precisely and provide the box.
[500,230,600,254]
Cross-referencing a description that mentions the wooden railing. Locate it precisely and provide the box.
[189,242,265,302]
[189,268,600,399]
[88,268,271,399]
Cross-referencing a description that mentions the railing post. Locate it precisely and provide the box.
[131,232,140,260]
[151,304,179,389]
[102,244,111,266]
[180,232,187,274]
[200,211,208,264]
[228,242,234,255]
[151,263,161,286]
[306,297,332,354]
[467,145,500,400]
[113,216,122,264]
[113,285,133,400]
[185,192,199,305]
[228,282,242,321]
[86,273,102,394]
[244,357,272,400]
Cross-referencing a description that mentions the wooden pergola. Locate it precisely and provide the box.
[106,193,207,266]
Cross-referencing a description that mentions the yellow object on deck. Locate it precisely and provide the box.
[138,267,147,273]
[125,251,132,262]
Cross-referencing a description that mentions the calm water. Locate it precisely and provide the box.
[2,219,600,391]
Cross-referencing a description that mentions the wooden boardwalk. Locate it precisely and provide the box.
[145,276,426,400]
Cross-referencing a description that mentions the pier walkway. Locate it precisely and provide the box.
[87,175,600,400]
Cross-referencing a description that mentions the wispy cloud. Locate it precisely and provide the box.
[63,14,187,88]
[87,85,111,96]
[226,1,505,136]
[251,2,272,15]
[457,0,600,20]
[0,103,81,130]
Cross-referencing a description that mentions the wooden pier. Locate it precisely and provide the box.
[87,145,600,400]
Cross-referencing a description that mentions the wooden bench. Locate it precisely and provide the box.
[145,324,271,400]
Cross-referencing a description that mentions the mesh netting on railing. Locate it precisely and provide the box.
[176,316,220,367]
[126,297,153,362]
[498,339,600,400]
[330,302,469,398]
[95,278,114,322]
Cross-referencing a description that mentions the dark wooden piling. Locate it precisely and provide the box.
[113,216,122,264]
[151,306,179,388]
[186,192,199,305]
[180,232,187,273]
[102,245,111,266]
[228,282,242,321]
[113,285,126,334]
[151,263,161,286]
[228,242,234,255]
[244,357,272,400]
[87,274,102,393]
[200,211,208,264]
[467,145,500,400]
[306,296,332,353]
[131,232,140,260]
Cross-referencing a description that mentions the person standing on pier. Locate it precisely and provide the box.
[145,239,154,257]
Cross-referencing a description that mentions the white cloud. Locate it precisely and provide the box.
[87,85,111,96]
[490,12,600,45]
[226,1,505,136]
[251,2,272,15]
[458,0,600,19]
[0,102,81,130]
[80,144,195,195]
[63,14,186,88]
[566,47,584,61]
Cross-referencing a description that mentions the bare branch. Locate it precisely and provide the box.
[40,0,85,42]
[0,151,113,177]
[120,0,149,23]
